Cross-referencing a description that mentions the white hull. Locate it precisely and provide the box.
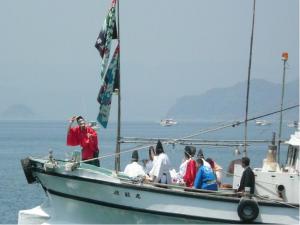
[160,119,177,127]
[19,159,299,224]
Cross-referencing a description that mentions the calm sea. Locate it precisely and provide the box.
[0,120,295,224]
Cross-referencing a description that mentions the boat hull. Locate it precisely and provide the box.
[21,159,299,224]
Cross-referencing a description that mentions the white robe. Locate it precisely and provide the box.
[145,160,153,174]
[124,162,146,178]
[150,153,171,184]
[178,159,188,179]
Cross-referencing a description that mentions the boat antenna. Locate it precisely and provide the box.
[277,52,288,164]
[115,0,121,172]
[243,0,256,156]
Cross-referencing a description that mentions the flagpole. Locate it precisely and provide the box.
[243,0,256,156]
[277,52,288,164]
[115,0,121,172]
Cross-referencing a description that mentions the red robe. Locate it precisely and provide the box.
[183,159,197,187]
[67,126,99,160]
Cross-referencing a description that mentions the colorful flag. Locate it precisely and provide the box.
[95,0,118,78]
[97,45,119,128]
[113,65,120,92]
[95,14,118,58]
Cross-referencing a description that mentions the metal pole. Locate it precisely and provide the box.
[243,0,256,156]
[114,0,121,172]
[278,54,288,164]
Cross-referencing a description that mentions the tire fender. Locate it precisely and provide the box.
[237,198,259,222]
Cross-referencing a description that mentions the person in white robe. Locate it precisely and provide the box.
[124,150,146,178]
[149,140,172,184]
[144,146,156,175]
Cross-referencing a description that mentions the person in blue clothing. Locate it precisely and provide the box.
[194,158,218,191]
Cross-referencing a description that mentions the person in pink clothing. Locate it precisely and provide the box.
[67,116,100,167]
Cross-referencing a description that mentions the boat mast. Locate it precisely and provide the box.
[243,0,256,156]
[277,52,288,164]
[115,0,121,172]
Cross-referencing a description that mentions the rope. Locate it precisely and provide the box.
[81,144,154,163]
[254,194,299,208]
[81,104,299,164]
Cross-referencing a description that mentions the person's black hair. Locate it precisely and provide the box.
[242,157,250,167]
[149,146,155,160]
[190,146,196,157]
[155,140,164,155]
[206,158,215,168]
[196,158,203,165]
[76,116,84,123]
[184,146,192,159]
[197,149,204,159]
[131,150,139,162]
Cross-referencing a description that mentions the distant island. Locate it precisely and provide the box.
[166,79,299,122]
[1,104,35,120]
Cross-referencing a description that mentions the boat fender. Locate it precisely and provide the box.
[277,184,285,192]
[237,198,259,222]
[20,158,36,184]
[277,184,285,198]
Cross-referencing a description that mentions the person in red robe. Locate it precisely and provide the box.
[67,116,100,166]
[183,146,197,187]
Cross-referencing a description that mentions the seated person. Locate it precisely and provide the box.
[149,140,172,184]
[194,158,218,191]
[183,146,197,187]
[175,151,189,184]
[124,150,146,178]
[196,149,211,168]
[206,158,223,187]
[143,146,156,175]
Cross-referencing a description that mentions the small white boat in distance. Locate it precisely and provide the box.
[255,119,271,126]
[88,121,100,130]
[160,118,178,127]
[287,121,299,128]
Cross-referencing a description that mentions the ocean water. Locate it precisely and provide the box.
[0,120,295,224]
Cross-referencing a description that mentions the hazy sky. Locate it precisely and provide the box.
[0,0,298,122]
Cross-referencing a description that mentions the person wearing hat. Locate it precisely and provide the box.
[194,158,218,191]
[196,149,211,169]
[67,115,100,166]
[149,140,172,184]
[142,146,156,175]
[124,150,146,178]
[206,158,223,187]
[183,146,197,187]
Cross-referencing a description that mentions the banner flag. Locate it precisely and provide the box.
[95,0,117,78]
[97,45,119,128]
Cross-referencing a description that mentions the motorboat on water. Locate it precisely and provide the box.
[287,121,299,128]
[160,119,178,127]
[88,121,100,131]
[18,0,299,224]
[255,119,271,126]
[18,129,300,224]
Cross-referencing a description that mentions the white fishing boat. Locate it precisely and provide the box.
[287,121,299,128]
[160,119,178,127]
[255,120,271,126]
[18,129,300,224]
[18,0,299,224]
[88,121,100,131]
